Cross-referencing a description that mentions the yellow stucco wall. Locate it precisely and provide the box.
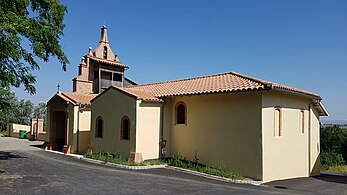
[45,105,51,142]
[68,104,76,149]
[261,91,320,182]
[166,91,263,180]
[91,89,137,158]
[162,99,173,156]
[310,108,320,176]
[7,123,31,138]
[70,106,92,153]
[136,101,162,160]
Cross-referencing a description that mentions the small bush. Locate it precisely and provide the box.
[321,151,345,167]
[0,130,7,137]
[322,165,347,174]
[167,153,243,180]
[84,152,165,166]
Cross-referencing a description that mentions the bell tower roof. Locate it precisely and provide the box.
[92,25,118,62]
[99,25,109,44]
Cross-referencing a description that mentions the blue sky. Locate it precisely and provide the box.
[14,0,347,121]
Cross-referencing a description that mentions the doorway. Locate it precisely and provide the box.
[54,111,66,151]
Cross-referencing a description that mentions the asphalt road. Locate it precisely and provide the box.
[0,137,346,195]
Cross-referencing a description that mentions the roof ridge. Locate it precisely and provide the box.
[60,92,77,104]
[61,91,97,96]
[126,72,238,89]
[230,72,270,85]
[230,72,320,97]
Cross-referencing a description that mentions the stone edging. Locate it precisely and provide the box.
[80,157,167,170]
[166,166,263,186]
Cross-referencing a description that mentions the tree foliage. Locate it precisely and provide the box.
[321,125,347,153]
[32,102,46,119]
[0,89,48,132]
[33,101,47,129]
[320,125,347,166]
[0,0,69,94]
[0,89,33,131]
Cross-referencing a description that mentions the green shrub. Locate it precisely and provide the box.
[320,126,347,164]
[321,151,345,166]
[84,152,165,166]
[167,153,243,180]
[0,130,6,137]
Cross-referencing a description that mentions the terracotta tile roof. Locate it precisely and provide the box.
[58,92,98,105]
[110,86,162,101]
[122,72,320,100]
[89,56,128,68]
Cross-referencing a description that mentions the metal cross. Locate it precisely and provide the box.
[57,83,60,93]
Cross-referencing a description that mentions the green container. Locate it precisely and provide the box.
[19,130,27,139]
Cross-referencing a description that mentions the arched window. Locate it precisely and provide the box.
[103,46,108,59]
[121,116,130,140]
[300,109,305,134]
[95,117,103,138]
[274,107,282,137]
[176,102,187,125]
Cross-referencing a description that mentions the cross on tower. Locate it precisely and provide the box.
[57,83,60,93]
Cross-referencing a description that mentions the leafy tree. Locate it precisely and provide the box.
[0,0,69,94]
[33,102,47,129]
[0,88,17,131]
[0,89,34,131]
[320,125,347,165]
[33,102,46,119]
[15,99,34,125]
[321,125,347,153]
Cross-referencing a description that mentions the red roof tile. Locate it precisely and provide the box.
[89,56,128,68]
[122,72,320,100]
[58,92,98,105]
[110,86,162,101]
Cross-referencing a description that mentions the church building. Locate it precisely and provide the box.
[46,26,135,153]
[47,26,328,182]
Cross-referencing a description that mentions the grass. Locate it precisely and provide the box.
[85,152,245,180]
[321,165,347,174]
[0,130,6,137]
[167,153,244,180]
[84,152,166,166]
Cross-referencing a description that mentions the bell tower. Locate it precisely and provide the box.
[73,25,135,94]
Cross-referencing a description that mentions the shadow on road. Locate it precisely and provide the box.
[30,144,44,149]
[313,173,347,185]
[0,151,26,160]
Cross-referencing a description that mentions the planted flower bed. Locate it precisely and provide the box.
[85,152,244,180]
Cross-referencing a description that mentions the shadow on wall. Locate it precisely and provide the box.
[0,151,26,160]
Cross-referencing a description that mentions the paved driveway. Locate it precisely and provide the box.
[266,173,347,195]
[0,137,346,194]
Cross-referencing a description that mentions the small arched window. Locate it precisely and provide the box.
[103,46,108,59]
[121,116,130,140]
[300,109,305,134]
[95,117,103,138]
[176,102,187,125]
[274,107,282,137]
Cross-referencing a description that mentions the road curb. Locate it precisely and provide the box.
[80,157,167,170]
[166,166,263,186]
